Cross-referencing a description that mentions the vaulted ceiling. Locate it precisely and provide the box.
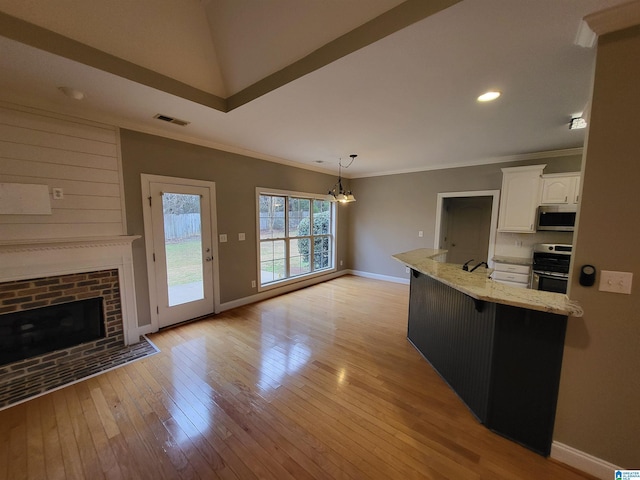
[0,0,632,177]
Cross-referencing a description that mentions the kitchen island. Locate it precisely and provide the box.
[392,248,583,456]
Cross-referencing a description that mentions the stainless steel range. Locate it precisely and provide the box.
[531,244,572,294]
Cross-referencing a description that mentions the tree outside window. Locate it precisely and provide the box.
[258,192,334,287]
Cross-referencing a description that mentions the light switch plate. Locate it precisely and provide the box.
[238,232,245,241]
[219,234,227,243]
[599,270,633,294]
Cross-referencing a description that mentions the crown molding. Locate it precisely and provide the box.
[574,20,597,48]
[350,148,584,179]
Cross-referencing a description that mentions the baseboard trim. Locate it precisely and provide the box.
[133,324,156,340]
[348,269,409,285]
[550,441,620,480]
[220,270,350,311]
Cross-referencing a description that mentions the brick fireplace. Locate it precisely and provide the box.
[0,270,123,367]
[0,236,141,405]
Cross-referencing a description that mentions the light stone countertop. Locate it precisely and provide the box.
[393,248,583,317]
[492,255,532,266]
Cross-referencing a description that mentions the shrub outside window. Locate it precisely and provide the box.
[258,189,335,289]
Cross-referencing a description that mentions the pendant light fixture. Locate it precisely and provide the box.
[328,154,357,203]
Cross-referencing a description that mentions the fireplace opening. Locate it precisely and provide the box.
[0,297,105,366]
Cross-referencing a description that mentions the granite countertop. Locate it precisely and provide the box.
[492,255,532,266]
[392,248,583,317]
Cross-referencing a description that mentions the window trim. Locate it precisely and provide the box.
[256,187,337,292]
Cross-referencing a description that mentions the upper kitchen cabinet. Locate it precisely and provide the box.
[498,165,545,233]
[540,173,581,204]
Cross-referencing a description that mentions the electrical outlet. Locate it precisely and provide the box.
[405,267,410,274]
[238,233,245,241]
[340,260,343,266]
[599,270,633,294]
[52,187,64,200]
[418,231,424,238]
[219,234,227,243]
[251,280,256,288]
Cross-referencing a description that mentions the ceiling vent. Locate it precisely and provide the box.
[154,114,190,127]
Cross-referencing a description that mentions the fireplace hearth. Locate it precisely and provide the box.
[0,270,125,389]
[0,235,143,407]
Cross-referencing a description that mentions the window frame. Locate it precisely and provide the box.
[256,187,337,292]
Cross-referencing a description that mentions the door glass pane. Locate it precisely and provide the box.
[162,193,204,306]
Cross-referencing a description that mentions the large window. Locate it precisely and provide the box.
[258,189,335,288]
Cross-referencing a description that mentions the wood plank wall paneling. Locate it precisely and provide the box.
[0,104,124,240]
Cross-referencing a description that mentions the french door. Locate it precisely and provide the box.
[142,176,218,329]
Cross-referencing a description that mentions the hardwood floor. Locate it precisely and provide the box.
[0,275,596,479]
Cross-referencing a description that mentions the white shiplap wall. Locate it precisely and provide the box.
[0,104,125,240]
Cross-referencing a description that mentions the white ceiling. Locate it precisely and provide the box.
[0,0,631,177]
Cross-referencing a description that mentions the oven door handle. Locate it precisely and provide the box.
[533,270,569,279]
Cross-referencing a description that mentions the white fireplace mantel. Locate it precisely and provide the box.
[0,235,140,253]
[0,235,141,345]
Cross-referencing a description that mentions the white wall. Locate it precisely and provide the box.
[0,103,125,240]
[494,231,574,258]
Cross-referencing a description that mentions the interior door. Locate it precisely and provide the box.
[443,196,492,265]
[149,182,214,328]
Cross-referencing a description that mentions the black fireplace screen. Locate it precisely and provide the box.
[0,297,105,366]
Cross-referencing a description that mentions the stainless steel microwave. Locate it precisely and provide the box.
[536,205,577,231]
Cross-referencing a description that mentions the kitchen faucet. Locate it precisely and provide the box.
[470,261,489,273]
[462,259,474,271]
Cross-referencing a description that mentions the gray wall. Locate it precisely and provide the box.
[120,129,349,326]
[555,25,640,468]
[347,156,582,278]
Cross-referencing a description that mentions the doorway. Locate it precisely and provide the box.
[141,175,220,329]
[434,190,500,266]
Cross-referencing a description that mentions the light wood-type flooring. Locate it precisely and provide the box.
[0,275,596,479]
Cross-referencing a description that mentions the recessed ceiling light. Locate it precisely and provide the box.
[477,91,501,102]
[58,86,86,100]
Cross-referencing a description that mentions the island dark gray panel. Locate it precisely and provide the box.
[487,306,567,456]
[407,269,568,456]
[408,269,496,422]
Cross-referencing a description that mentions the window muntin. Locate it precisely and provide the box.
[258,191,334,288]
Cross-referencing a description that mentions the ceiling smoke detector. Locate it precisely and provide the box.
[154,114,190,127]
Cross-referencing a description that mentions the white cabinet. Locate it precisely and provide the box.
[493,263,531,275]
[540,173,581,204]
[491,262,531,288]
[497,165,545,233]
